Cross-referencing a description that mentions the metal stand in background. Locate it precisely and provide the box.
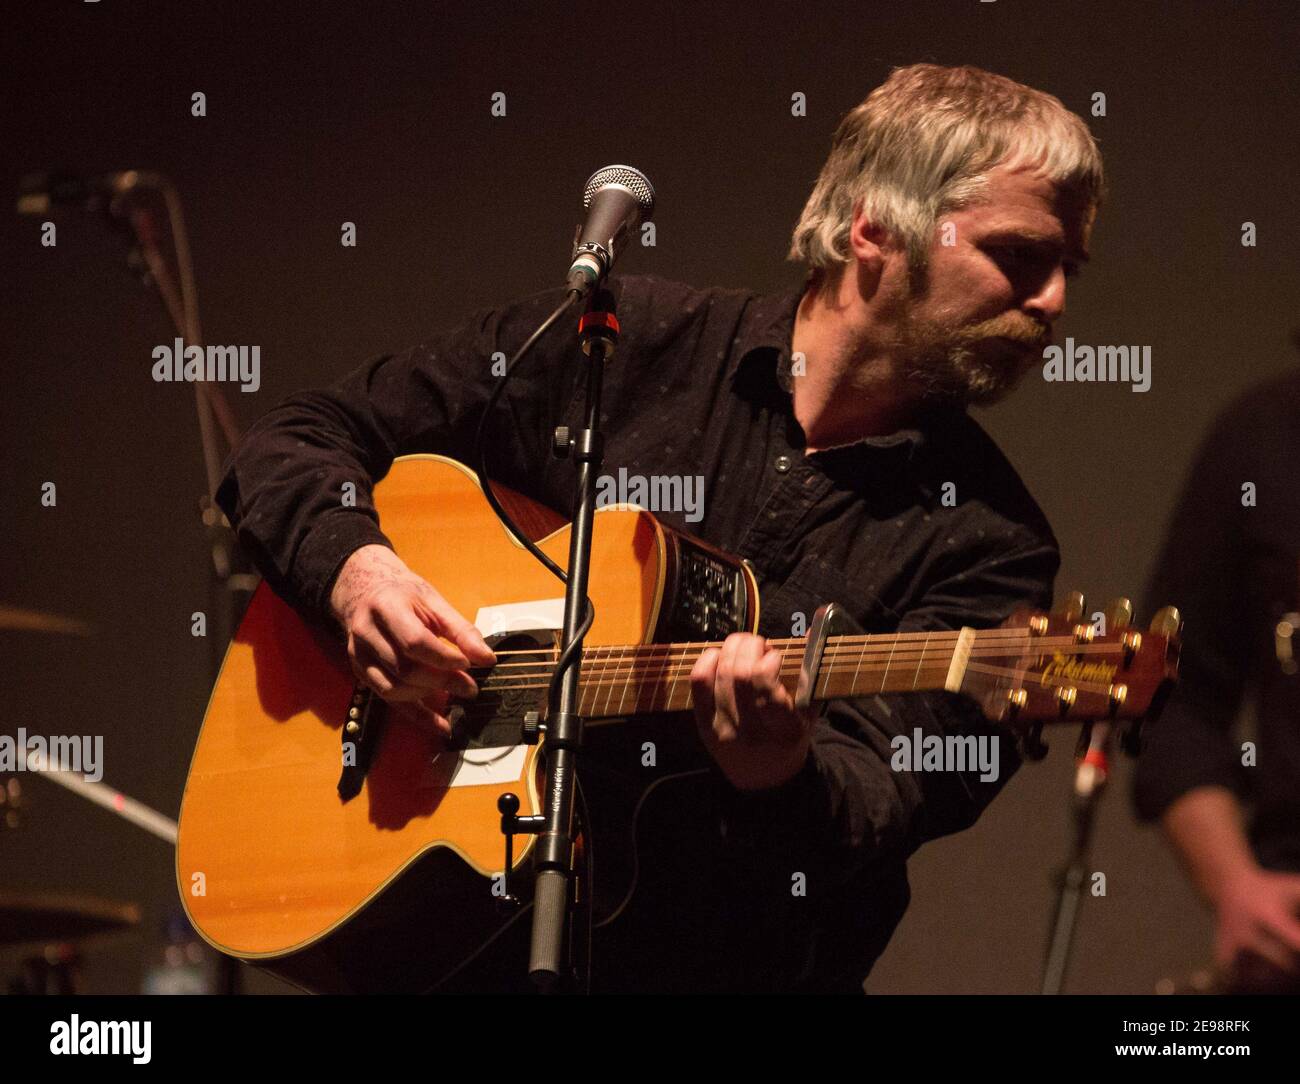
[119,178,256,995]
[16,171,255,994]
[1038,595,1151,994]
[1040,719,1115,995]
[1039,595,1183,994]
[2,747,171,994]
[109,174,256,671]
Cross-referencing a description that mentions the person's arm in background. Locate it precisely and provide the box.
[1161,788,1300,977]
[697,531,1060,887]
[1135,409,1300,979]
[216,282,609,727]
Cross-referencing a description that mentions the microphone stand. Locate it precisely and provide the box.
[526,290,619,992]
[1040,721,1113,994]
[111,179,254,993]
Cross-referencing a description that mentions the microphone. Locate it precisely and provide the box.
[566,165,655,297]
[16,170,159,217]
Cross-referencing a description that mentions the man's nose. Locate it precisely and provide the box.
[1023,264,1066,324]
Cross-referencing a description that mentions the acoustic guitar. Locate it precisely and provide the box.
[177,454,1180,992]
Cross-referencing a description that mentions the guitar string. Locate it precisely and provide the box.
[482,632,1142,662]
[483,623,1160,655]
[480,635,1134,674]
[481,627,1105,658]
[484,625,1113,648]
[464,660,1123,701]
[474,640,1142,691]
[475,652,1140,693]
[454,668,1123,717]
[481,639,1129,676]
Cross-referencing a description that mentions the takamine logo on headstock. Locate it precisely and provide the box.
[974,591,1182,762]
[1037,651,1118,687]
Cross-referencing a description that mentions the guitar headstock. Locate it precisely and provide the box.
[966,591,1181,757]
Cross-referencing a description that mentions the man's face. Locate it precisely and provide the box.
[889,162,1094,405]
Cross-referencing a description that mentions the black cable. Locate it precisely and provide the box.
[474,287,579,581]
[472,285,596,712]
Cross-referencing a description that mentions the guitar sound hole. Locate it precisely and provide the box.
[456,631,554,750]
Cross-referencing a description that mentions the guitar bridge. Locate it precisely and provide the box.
[337,684,384,801]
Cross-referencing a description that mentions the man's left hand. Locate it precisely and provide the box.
[690,632,818,791]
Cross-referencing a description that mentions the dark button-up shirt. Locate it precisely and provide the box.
[1134,370,1300,872]
[217,273,1060,992]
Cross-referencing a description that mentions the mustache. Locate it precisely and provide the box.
[960,317,1052,350]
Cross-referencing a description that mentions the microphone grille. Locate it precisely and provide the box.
[582,165,656,217]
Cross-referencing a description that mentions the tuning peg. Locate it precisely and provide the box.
[1061,590,1085,624]
[1149,605,1182,637]
[1103,598,1133,631]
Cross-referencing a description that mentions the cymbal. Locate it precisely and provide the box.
[0,605,91,636]
[0,890,139,946]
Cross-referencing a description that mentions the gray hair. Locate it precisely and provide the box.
[788,64,1105,284]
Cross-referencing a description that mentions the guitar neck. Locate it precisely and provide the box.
[491,628,1013,720]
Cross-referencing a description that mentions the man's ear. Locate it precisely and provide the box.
[848,202,890,291]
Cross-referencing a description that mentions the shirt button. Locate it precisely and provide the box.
[774,454,792,473]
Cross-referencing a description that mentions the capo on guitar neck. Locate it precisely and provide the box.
[795,603,863,711]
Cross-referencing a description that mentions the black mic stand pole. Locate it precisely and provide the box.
[1040,720,1114,994]
[527,290,618,992]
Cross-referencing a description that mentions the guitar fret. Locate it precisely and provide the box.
[585,644,601,717]
[879,636,895,694]
[621,649,637,717]
[665,644,683,712]
[601,644,618,717]
[912,632,931,690]
[630,648,647,717]
[578,645,592,715]
[621,642,637,717]
[601,645,616,717]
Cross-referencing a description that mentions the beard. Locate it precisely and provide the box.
[895,307,1050,406]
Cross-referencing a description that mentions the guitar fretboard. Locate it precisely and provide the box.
[480,628,1030,718]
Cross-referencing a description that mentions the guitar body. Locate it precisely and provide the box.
[177,455,759,992]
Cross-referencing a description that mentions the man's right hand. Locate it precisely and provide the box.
[328,544,496,735]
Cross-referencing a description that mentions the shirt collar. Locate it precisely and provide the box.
[727,285,805,383]
[729,283,955,457]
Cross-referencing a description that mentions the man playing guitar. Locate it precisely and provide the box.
[214,63,1101,992]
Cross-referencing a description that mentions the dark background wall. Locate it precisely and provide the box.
[2,1,1296,993]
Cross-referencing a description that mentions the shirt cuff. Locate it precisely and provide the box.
[294,510,394,633]
[714,750,829,857]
